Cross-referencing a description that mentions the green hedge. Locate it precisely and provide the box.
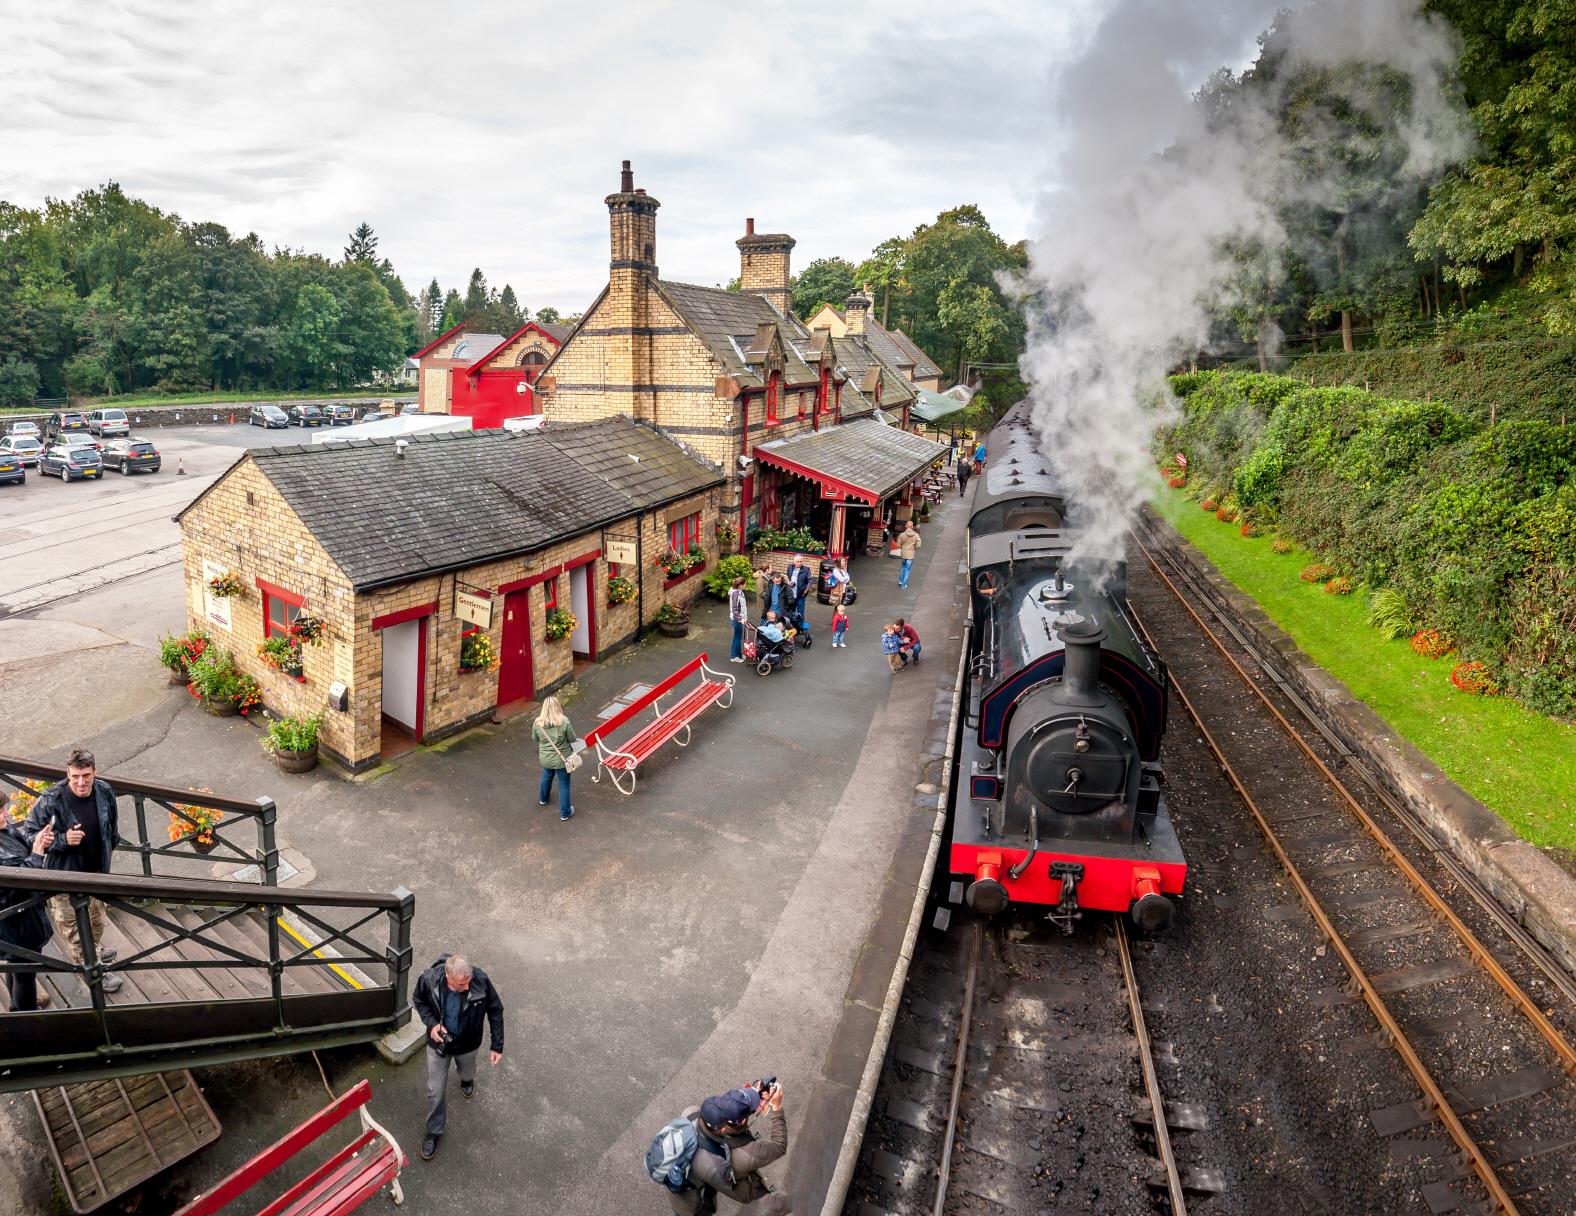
[1158,371,1576,716]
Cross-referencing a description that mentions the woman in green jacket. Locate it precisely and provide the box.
[532,696,577,821]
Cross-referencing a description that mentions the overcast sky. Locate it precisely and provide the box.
[1,0,1126,312]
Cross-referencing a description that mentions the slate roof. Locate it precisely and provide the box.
[828,334,915,412]
[183,421,722,591]
[536,321,573,344]
[446,333,504,361]
[885,325,942,378]
[655,280,819,389]
[754,416,947,505]
[538,417,723,511]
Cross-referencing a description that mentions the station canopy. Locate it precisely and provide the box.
[753,417,947,506]
[910,387,969,424]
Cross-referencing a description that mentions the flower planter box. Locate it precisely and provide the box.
[272,745,319,774]
[662,564,706,590]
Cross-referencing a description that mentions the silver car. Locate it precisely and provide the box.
[0,434,43,466]
[87,408,131,437]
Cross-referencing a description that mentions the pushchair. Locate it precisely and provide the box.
[744,620,795,676]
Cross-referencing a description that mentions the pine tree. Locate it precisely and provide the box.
[497,284,526,331]
[462,269,489,327]
[344,222,378,264]
[440,289,464,332]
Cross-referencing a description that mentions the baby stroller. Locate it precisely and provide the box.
[744,620,795,676]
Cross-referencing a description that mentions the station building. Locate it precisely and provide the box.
[413,320,572,425]
[803,293,946,394]
[177,419,723,770]
[531,162,948,559]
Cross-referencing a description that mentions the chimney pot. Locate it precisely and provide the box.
[746,217,755,235]
[635,188,645,195]
[620,160,633,192]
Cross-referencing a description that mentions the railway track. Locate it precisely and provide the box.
[844,908,1214,1215]
[1128,517,1576,1215]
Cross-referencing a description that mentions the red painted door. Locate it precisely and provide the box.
[497,589,533,707]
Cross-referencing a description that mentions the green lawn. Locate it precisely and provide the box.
[1154,489,1576,853]
[1,388,408,414]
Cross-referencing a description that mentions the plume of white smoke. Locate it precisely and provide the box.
[1012,0,1470,574]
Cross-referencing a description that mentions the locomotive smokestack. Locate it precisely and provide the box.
[1054,613,1106,706]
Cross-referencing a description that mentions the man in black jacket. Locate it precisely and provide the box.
[411,953,504,1161]
[19,748,122,993]
[2,822,57,1011]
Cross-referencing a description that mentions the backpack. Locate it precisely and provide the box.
[646,1118,700,1193]
[645,1117,730,1194]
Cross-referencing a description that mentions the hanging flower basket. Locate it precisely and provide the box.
[714,522,737,549]
[607,575,636,606]
[207,571,245,598]
[545,607,577,640]
[287,615,326,646]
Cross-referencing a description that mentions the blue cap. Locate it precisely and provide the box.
[700,1087,761,1128]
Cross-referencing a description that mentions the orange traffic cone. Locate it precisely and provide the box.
[229,412,235,424]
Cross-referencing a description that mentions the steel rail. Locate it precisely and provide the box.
[1132,518,1576,1009]
[1115,916,1188,1214]
[1125,604,1521,1215]
[931,919,982,1216]
[1132,528,1576,1078]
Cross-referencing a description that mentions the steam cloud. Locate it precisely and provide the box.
[1013,0,1471,570]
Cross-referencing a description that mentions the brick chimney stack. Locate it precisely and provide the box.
[843,285,873,336]
[736,219,796,317]
[604,160,661,420]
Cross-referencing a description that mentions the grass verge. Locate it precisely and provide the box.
[1154,488,1576,852]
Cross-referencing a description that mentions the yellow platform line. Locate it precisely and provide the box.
[274,916,364,990]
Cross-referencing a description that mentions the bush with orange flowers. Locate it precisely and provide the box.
[1449,660,1497,695]
[1240,522,1258,537]
[1323,576,1353,595]
[1410,629,1454,660]
[1199,497,1217,511]
[1270,538,1293,554]
[1300,563,1334,583]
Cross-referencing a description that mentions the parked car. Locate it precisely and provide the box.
[62,434,104,455]
[102,437,162,474]
[249,405,289,429]
[324,404,356,425]
[40,443,102,480]
[0,449,23,486]
[288,404,325,427]
[86,408,131,437]
[398,402,421,416]
[0,435,43,466]
[6,421,41,440]
[44,411,90,442]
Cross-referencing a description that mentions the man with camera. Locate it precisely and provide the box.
[411,953,504,1161]
[665,1081,790,1214]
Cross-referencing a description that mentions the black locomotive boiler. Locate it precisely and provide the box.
[949,403,1184,932]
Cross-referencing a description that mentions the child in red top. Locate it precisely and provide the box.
[831,605,850,649]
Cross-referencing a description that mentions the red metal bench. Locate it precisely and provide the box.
[585,653,735,795]
[174,1079,405,1216]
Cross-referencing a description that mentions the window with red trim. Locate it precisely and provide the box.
[765,372,780,424]
[817,367,829,415]
[520,350,547,384]
[543,577,558,611]
[668,512,699,553]
[834,382,843,418]
[796,389,806,419]
[762,484,778,528]
[261,583,304,639]
[607,561,621,580]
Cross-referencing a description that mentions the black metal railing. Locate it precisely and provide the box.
[1,755,280,885]
[0,868,414,1090]
[0,757,415,1089]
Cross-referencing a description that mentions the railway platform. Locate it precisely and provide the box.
[0,493,970,1213]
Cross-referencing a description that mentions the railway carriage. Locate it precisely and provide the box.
[949,403,1185,931]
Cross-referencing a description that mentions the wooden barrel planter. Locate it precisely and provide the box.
[202,697,239,717]
[166,666,188,687]
[656,615,690,639]
[272,746,319,774]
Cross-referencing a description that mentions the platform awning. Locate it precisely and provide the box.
[910,387,968,424]
[753,417,947,506]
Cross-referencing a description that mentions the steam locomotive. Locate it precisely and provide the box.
[949,402,1184,932]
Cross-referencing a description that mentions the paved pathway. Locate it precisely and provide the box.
[0,490,970,1214]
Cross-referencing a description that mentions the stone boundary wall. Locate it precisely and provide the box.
[1142,506,1576,979]
[4,398,414,432]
